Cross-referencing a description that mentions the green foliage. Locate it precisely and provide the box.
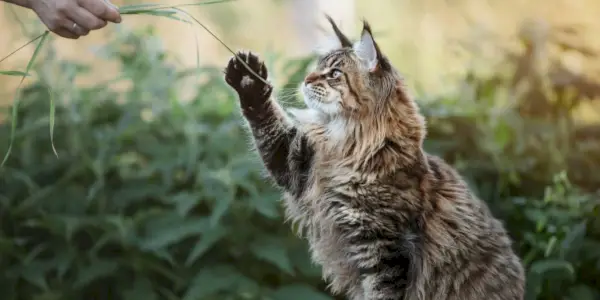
[1,25,599,300]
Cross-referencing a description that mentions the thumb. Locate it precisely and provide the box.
[79,0,122,23]
[103,0,119,10]
[103,0,122,22]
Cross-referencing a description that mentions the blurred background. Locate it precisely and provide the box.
[1,0,599,299]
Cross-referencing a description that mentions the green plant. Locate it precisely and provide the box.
[0,0,268,169]
[0,16,599,300]
[517,172,600,300]
[0,26,327,300]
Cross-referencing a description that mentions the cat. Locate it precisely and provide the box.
[223,16,525,300]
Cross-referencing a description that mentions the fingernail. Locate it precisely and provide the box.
[103,0,122,23]
[104,0,120,11]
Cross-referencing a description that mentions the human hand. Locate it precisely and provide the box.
[28,0,122,39]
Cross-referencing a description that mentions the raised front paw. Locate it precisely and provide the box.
[224,51,272,102]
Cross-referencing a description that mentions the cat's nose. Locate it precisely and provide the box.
[304,72,320,84]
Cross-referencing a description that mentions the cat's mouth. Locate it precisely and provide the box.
[300,84,341,115]
[301,86,324,108]
[302,84,331,103]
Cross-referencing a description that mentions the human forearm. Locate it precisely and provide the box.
[1,0,31,9]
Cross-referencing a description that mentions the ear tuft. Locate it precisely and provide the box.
[324,14,353,48]
[353,20,379,72]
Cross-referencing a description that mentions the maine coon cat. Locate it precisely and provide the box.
[223,16,525,300]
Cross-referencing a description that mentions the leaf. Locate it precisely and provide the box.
[139,216,208,251]
[168,191,201,216]
[185,226,228,266]
[529,259,575,278]
[289,246,322,278]
[560,221,587,259]
[492,119,512,149]
[567,285,599,300]
[47,85,58,157]
[199,169,235,227]
[19,264,49,291]
[183,266,244,300]
[525,259,576,300]
[249,193,280,219]
[73,259,119,288]
[270,284,332,300]
[1,31,49,168]
[50,249,73,280]
[0,70,30,76]
[111,183,168,210]
[250,237,294,275]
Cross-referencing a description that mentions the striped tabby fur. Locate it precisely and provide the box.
[223,17,525,300]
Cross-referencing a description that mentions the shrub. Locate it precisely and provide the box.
[0,25,599,300]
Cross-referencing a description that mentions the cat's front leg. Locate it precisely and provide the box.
[224,51,314,196]
[326,201,422,300]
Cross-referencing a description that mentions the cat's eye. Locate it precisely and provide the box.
[327,69,343,79]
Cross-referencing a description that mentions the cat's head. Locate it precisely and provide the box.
[299,17,426,169]
[300,16,404,118]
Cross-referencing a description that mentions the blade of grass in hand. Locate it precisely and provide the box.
[118,0,268,86]
[120,9,192,23]
[1,31,50,168]
[116,3,162,13]
[117,0,234,13]
[0,70,30,76]
[117,0,234,22]
[0,32,46,64]
[171,7,272,87]
[117,0,268,85]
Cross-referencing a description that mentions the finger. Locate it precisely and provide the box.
[52,27,81,39]
[65,21,90,36]
[78,0,121,23]
[67,6,107,30]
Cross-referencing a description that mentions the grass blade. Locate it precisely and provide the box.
[157,0,236,9]
[171,7,272,87]
[117,3,162,13]
[117,1,261,85]
[0,32,46,65]
[121,9,192,23]
[47,85,58,157]
[118,0,234,13]
[193,18,200,73]
[1,31,50,168]
[0,70,30,77]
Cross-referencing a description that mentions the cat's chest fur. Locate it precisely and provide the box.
[282,179,366,297]
[282,157,398,297]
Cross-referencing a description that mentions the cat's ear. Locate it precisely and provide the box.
[325,14,352,48]
[353,21,379,72]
